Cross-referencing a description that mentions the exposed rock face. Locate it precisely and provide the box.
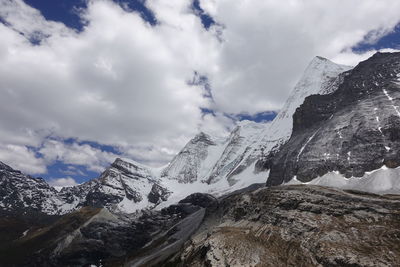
[0,162,63,215]
[148,183,171,205]
[59,158,169,213]
[262,52,400,186]
[176,185,400,267]
[178,193,218,208]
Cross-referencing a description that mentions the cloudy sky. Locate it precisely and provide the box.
[0,0,400,186]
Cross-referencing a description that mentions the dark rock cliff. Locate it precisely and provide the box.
[261,52,400,186]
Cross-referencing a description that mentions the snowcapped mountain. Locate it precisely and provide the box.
[0,161,63,214]
[223,56,352,180]
[59,158,170,214]
[263,52,400,193]
[161,132,218,184]
[204,121,267,185]
[3,53,400,267]
[0,158,170,215]
[259,56,352,143]
[161,121,266,185]
[159,56,351,190]
[0,55,355,215]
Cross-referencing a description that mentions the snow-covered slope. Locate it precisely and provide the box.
[230,57,352,177]
[59,158,170,214]
[288,166,400,194]
[161,122,267,185]
[260,56,352,143]
[202,121,266,185]
[161,132,219,183]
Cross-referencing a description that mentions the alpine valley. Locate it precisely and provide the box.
[1,52,400,266]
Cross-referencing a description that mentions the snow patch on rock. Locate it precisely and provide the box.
[287,165,400,194]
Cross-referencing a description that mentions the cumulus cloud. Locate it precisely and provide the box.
[200,0,400,113]
[0,144,46,174]
[0,0,220,168]
[47,177,79,187]
[0,0,399,174]
[39,139,119,172]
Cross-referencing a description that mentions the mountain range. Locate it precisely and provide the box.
[1,52,400,266]
[0,54,354,215]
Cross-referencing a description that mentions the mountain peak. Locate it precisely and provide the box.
[191,131,215,145]
[0,161,13,171]
[267,51,400,188]
[314,55,328,61]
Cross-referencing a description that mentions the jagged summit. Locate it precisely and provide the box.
[315,55,328,60]
[161,131,218,183]
[265,56,351,142]
[190,131,216,145]
[265,51,400,193]
[0,160,62,214]
[0,161,14,171]
[231,56,353,178]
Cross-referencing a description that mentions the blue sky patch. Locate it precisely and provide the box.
[43,161,99,184]
[233,111,277,123]
[23,0,156,32]
[191,0,215,30]
[352,23,400,52]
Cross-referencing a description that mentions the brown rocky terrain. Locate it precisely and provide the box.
[172,184,400,267]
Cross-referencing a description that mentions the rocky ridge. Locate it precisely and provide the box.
[262,52,400,190]
[0,158,170,215]
[157,56,352,196]
[175,185,400,267]
[0,161,63,214]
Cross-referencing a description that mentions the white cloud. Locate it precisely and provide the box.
[331,48,400,66]
[39,139,118,172]
[200,0,400,113]
[47,177,79,187]
[0,144,46,174]
[0,0,220,169]
[0,0,399,173]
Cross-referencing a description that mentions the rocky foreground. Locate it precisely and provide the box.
[2,184,399,266]
[173,185,400,267]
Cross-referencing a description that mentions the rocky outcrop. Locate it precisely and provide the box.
[0,162,63,215]
[148,183,171,205]
[178,193,218,208]
[261,52,400,186]
[175,185,400,267]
